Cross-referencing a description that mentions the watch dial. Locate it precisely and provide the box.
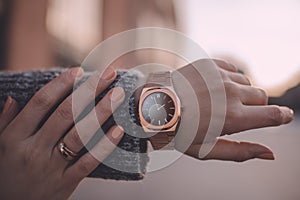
[141,92,176,126]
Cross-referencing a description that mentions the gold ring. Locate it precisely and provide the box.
[57,139,78,161]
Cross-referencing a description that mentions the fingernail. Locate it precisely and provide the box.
[111,125,124,139]
[257,152,275,160]
[102,67,116,81]
[289,108,294,118]
[251,145,274,159]
[282,107,294,123]
[70,67,84,78]
[2,96,13,115]
[109,87,125,102]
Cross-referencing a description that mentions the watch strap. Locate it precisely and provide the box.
[146,71,177,150]
[150,131,176,150]
[146,71,172,87]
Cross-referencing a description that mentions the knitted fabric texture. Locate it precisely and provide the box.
[0,69,148,181]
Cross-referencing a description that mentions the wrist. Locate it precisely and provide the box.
[134,71,181,150]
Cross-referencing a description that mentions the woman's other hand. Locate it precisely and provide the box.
[174,59,294,162]
[0,67,125,200]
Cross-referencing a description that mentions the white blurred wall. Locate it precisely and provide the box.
[175,0,300,96]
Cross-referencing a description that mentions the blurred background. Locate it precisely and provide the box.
[0,0,299,199]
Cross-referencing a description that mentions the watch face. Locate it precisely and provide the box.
[141,91,176,126]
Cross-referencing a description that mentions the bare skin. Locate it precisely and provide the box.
[0,60,294,199]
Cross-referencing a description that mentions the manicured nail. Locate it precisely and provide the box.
[70,67,84,78]
[102,67,116,81]
[281,107,294,124]
[289,108,294,118]
[109,87,125,102]
[257,152,275,160]
[251,145,274,160]
[111,125,124,139]
[2,96,13,115]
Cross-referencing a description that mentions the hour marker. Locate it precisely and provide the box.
[158,120,161,125]
[170,107,175,110]
[164,118,168,123]
[163,95,166,100]
[168,113,173,117]
[151,118,155,124]
[157,93,160,98]
[168,100,172,103]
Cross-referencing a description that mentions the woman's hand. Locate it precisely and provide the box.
[0,67,125,200]
[173,59,294,162]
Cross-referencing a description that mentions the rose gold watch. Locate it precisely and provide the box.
[138,71,181,150]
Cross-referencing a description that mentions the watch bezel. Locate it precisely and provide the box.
[139,87,181,132]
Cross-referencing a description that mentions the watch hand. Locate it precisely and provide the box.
[157,104,165,110]
[153,97,159,108]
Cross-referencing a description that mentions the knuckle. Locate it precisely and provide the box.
[233,142,251,162]
[223,108,243,135]
[95,102,112,122]
[59,71,74,86]
[214,59,237,72]
[241,75,251,85]
[95,110,105,124]
[214,59,228,68]
[257,88,268,104]
[227,106,242,120]
[85,75,99,92]
[268,106,284,125]
[99,140,114,155]
[224,81,239,95]
[213,58,224,64]
[56,100,74,121]
[220,70,229,80]
[32,90,53,110]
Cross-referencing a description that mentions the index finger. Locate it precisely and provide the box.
[239,105,294,132]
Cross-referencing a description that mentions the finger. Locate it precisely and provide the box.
[229,73,251,85]
[36,67,117,146]
[63,125,124,182]
[0,97,19,133]
[185,138,274,162]
[213,59,238,72]
[238,105,294,132]
[239,85,268,105]
[5,67,84,139]
[51,87,125,157]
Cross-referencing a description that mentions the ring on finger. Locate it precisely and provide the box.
[57,138,78,161]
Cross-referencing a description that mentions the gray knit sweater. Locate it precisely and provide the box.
[0,69,148,181]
